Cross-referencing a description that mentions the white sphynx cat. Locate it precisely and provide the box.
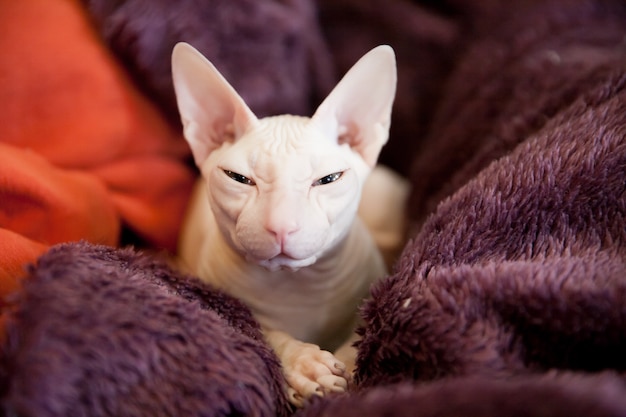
[172,42,406,407]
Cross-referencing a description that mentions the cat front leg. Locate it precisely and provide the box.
[264,329,349,407]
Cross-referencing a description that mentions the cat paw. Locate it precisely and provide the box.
[264,329,350,407]
[282,342,349,407]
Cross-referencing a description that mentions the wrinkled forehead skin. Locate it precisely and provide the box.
[201,115,371,189]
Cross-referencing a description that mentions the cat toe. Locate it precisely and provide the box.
[287,387,306,408]
[316,373,348,393]
[314,350,347,377]
[283,350,349,407]
[286,373,323,407]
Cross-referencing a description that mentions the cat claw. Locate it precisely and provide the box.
[288,388,306,408]
[287,374,347,408]
[317,374,348,392]
[281,343,349,407]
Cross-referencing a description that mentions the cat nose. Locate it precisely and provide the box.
[264,194,301,245]
[265,218,300,244]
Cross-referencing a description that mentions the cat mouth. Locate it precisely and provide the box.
[254,254,317,272]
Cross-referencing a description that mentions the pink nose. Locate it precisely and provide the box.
[265,219,300,246]
[267,221,299,240]
[264,194,301,247]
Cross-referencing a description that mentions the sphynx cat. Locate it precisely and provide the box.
[172,42,403,407]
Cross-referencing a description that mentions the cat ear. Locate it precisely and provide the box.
[311,45,396,167]
[172,42,259,166]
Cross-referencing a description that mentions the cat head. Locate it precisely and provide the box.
[172,43,396,271]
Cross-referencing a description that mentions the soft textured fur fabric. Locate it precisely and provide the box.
[407,0,626,223]
[82,0,335,125]
[296,375,626,417]
[355,0,626,391]
[0,0,194,292]
[0,242,290,417]
[316,0,458,176]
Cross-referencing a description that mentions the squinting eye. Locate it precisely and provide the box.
[223,169,256,186]
[312,171,344,186]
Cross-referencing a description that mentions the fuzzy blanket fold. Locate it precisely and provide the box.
[0,242,290,417]
[349,0,626,413]
[0,0,195,293]
[296,374,626,417]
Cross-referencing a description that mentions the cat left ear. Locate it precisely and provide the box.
[311,45,397,167]
[172,42,259,167]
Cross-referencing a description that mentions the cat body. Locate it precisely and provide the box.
[172,43,398,406]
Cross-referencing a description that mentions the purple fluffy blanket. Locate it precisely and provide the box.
[2,0,626,416]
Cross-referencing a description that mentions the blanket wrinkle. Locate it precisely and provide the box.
[0,0,195,293]
[0,142,120,246]
[82,0,335,125]
[352,0,626,406]
[408,1,626,223]
[296,373,626,417]
[0,242,290,417]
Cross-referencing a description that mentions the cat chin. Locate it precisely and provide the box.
[254,255,317,272]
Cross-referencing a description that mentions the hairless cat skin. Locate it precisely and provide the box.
[173,43,402,407]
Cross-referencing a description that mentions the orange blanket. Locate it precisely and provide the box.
[0,0,195,296]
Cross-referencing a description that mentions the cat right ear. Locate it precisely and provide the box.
[172,42,258,167]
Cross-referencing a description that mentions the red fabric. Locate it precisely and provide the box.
[0,0,195,294]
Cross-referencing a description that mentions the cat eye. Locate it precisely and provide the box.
[312,171,344,186]
[223,169,256,186]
